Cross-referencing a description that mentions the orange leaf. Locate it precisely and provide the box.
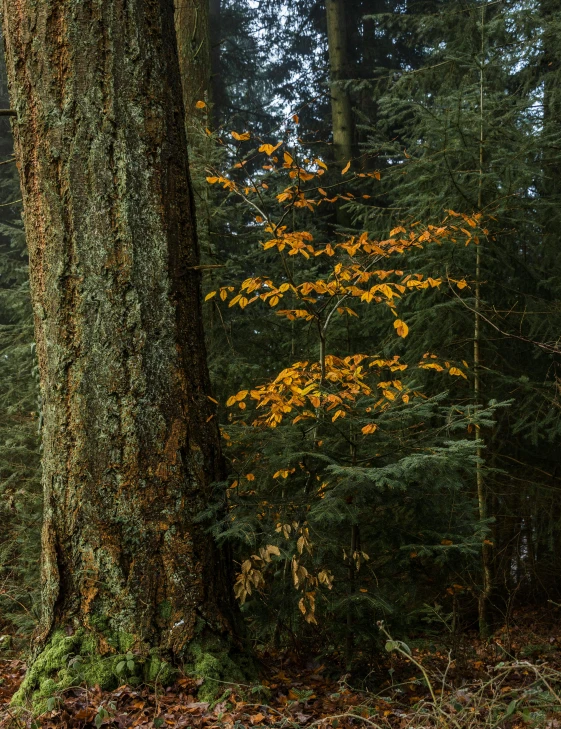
[394,319,409,338]
[341,160,351,175]
[195,100,207,109]
[449,367,467,379]
[231,131,251,141]
[259,142,282,155]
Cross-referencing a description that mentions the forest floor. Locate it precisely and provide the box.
[2,609,561,728]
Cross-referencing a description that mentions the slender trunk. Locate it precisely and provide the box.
[2,0,236,666]
[209,0,224,127]
[175,0,212,116]
[326,0,353,224]
[175,0,216,343]
[326,0,353,170]
[540,0,561,254]
[476,1,492,640]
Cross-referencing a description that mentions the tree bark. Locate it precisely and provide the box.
[175,0,212,116]
[326,0,353,170]
[1,0,236,661]
[209,0,224,127]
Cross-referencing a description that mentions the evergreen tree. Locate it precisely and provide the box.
[353,0,561,618]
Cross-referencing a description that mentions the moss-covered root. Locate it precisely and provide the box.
[186,633,256,703]
[11,630,176,715]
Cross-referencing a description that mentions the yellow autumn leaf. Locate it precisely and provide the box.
[229,294,241,308]
[259,142,282,155]
[204,291,217,301]
[341,160,351,175]
[206,176,219,184]
[361,423,378,435]
[394,319,409,338]
[449,367,467,379]
[231,131,251,141]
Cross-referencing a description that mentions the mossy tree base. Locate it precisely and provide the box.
[12,628,254,715]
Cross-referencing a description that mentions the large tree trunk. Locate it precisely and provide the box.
[1,0,238,685]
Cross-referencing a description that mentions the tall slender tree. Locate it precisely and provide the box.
[2,0,241,701]
[326,0,353,172]
[175,0,212,117]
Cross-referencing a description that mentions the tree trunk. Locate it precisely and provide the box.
[1,0,238,686]
[175,0,212,116]
[326,0,353,170]
[209,0,225,127]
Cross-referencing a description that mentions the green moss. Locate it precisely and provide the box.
[146,652,177,685]
[10,629,143,714]
[185,633,255,703]
[117,632,135,653]
[12,626,254,714]
[159,600,172,621]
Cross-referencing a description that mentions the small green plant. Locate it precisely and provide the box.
[115,652,136,677]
